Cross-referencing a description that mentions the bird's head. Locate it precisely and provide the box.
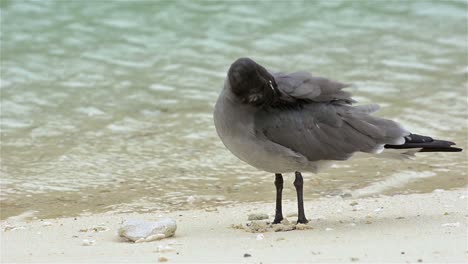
[227,57,280,106]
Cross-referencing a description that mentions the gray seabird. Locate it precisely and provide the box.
[213,57,462,224]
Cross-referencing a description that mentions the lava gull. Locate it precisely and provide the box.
[213,57,462,224]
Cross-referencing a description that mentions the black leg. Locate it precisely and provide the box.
[294,171,308,224]
[272,173,284,224]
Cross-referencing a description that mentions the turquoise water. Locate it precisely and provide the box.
[1,0,467,219]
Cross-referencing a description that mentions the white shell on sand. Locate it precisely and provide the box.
[118,218,177,243]
[82,239,95,246]
[441,222,460,228]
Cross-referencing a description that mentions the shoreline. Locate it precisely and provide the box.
[2,189,467,263]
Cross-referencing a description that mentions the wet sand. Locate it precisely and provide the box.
[1,189,467,263]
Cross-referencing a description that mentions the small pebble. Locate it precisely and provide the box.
[92,226,109,232]
[244,253,251,258]
[350,201,358,206]
[351,257,359,262]
[158,257,168,262]
[373,207,383,212]
[340,192,352,198]
[82,239,95,246]
[354,206,364,211]
[248,213,269,221]
[155,245,173,253]
[441,222,460,228]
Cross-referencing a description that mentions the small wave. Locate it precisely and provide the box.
[353,170,437,197]
[149,84,175,92]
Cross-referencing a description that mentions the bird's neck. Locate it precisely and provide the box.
[214,88,258,138]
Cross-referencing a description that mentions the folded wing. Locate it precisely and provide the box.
[273,71,355,104]
[255,72,409,162]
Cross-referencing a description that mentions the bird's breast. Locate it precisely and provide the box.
[213,95,308,173]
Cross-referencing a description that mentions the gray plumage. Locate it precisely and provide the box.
[214,58,409,173]
[214,58,461,224]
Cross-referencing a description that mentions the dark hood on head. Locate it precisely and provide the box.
[227,57,279,106]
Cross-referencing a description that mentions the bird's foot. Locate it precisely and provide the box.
[272,216,283,224]
[296,217,308,224]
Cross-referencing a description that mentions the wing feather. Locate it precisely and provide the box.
[273,71,354,104]
[255,103,409,162]
[255,71,409,162]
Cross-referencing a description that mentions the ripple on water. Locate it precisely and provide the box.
[107,118,151,133]
[353,171,437,197]
[148,83,176,92]
[1,118,32,129]
[0,0,466,220]
[381,59,441,72]
[75,106,106,117]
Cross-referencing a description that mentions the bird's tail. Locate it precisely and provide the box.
[384,134,462,152]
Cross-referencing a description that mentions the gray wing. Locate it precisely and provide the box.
[255,72,409,162]
[273,71,355,104]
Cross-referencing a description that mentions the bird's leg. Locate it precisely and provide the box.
[294,171,308,224]
[272,173,284,224]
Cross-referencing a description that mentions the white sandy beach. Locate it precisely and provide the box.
[1,189,467,263]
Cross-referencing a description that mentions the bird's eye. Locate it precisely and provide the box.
[268,80,276,96]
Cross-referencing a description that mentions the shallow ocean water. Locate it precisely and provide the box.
[0,0,467,219]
